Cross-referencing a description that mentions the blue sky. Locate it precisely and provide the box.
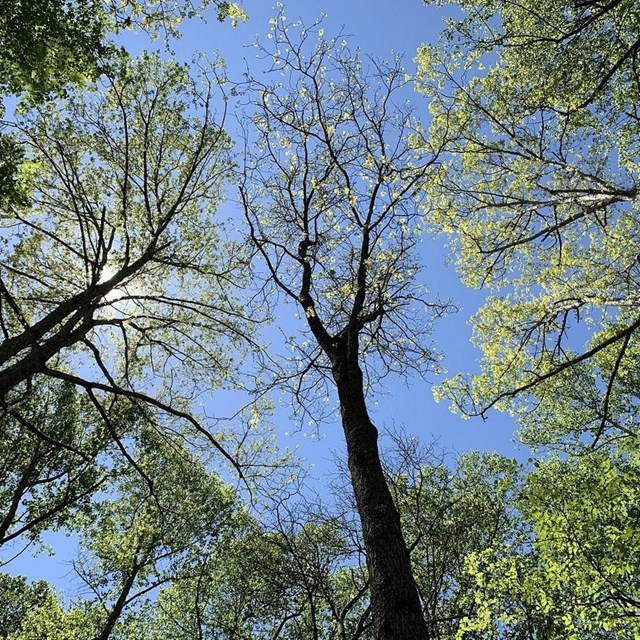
[185,1,523,461]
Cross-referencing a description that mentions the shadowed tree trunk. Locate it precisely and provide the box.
[334,348,427,638]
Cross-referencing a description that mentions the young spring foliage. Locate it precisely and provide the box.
[457,447,640,639]
[240,9,450,410]
[0,52,253,470]
[419,0,640,449]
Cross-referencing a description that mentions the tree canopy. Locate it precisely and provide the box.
[0,0,246,103]
[419,0,640,450]
[414,2,640,634]
[0,51,254,471]
[2,1,640,639]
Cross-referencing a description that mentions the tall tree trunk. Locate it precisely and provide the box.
[333,352,429,640]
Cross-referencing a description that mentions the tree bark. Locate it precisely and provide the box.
[333,350,429,640]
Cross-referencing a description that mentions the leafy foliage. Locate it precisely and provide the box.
[457,447,640,639]
[0,574,51,639]
[0,0,245,104]
[0,52,252,472]
[0,0,107,102]
[0,379,119,549]
[420,0,640,449]
[3,3,640,640]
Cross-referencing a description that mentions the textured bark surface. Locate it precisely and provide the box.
[333,352,430,640]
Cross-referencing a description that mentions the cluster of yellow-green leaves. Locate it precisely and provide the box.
[416,1,640,635]
[419,0,640,447]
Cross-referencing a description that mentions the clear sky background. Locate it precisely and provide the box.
[5,0,525,587]
[182,0,523,463]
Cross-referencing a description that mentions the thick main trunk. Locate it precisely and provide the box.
[334,358,429,640]
[0,311,93,401]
